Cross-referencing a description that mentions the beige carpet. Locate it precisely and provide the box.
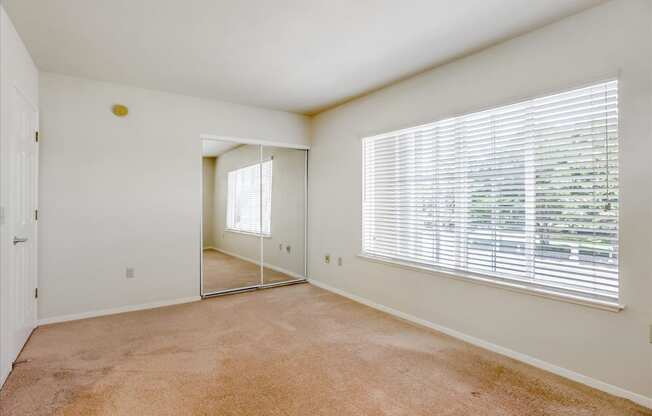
[0,284,649,416]
[203,249,300,293]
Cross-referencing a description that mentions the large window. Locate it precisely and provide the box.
[226,160,272,236]
[362,81,619,306]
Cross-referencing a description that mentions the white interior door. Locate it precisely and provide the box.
[7,85,38,362]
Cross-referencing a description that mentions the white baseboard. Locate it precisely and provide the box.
[210,247,306,280]
[37,296,201,326]
[308,279,652,410]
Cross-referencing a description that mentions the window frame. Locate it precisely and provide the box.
[358,79,623,312]
[225,159,273,238]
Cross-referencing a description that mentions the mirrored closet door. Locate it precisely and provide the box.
[261,145,307,286]
[202,140,262,294]
[201,139,307,297]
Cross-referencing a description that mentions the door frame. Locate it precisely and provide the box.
[198,134,309,298]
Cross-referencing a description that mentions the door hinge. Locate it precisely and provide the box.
[35,131,39,142]
[34,209,38,221]
[34,288,38,299]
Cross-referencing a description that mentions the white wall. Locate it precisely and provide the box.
[0,6,39,387]
[309,0,652,404]
[211,144,306,277]
[38,72,310,321]
[202,157,215,247]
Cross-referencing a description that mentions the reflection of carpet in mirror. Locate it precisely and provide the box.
[203,249,301,293]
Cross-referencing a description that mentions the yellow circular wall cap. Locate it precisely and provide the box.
[112,104,129,117]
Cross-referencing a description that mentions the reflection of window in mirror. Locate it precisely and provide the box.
[225,159,273,236]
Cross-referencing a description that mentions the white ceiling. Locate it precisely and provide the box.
[202,140,239,157]
[5,0,605,115]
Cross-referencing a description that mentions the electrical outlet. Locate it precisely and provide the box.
[279,243,283,251]
[286,245,291,253]
[126,267,135,279]
[324,254,331,264]
[337,257,343,266]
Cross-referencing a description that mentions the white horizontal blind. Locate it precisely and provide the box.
[226,160,273,235]
[362,80,619,304]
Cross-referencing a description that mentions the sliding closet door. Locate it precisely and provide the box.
[261,145,307,285]
[202,140,263,295]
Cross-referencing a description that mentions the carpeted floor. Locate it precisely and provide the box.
[203,249,300,293]
[0,284,649,416]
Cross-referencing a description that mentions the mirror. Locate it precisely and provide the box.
[202,141,262,294]
[261,146,307,285]
[201,140,307,296]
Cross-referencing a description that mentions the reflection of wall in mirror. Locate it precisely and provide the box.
[202,157,216,248]
[204,144,306,277]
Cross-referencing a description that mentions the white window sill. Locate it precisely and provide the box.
[225,229,272,239]
[357,253,624,313]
